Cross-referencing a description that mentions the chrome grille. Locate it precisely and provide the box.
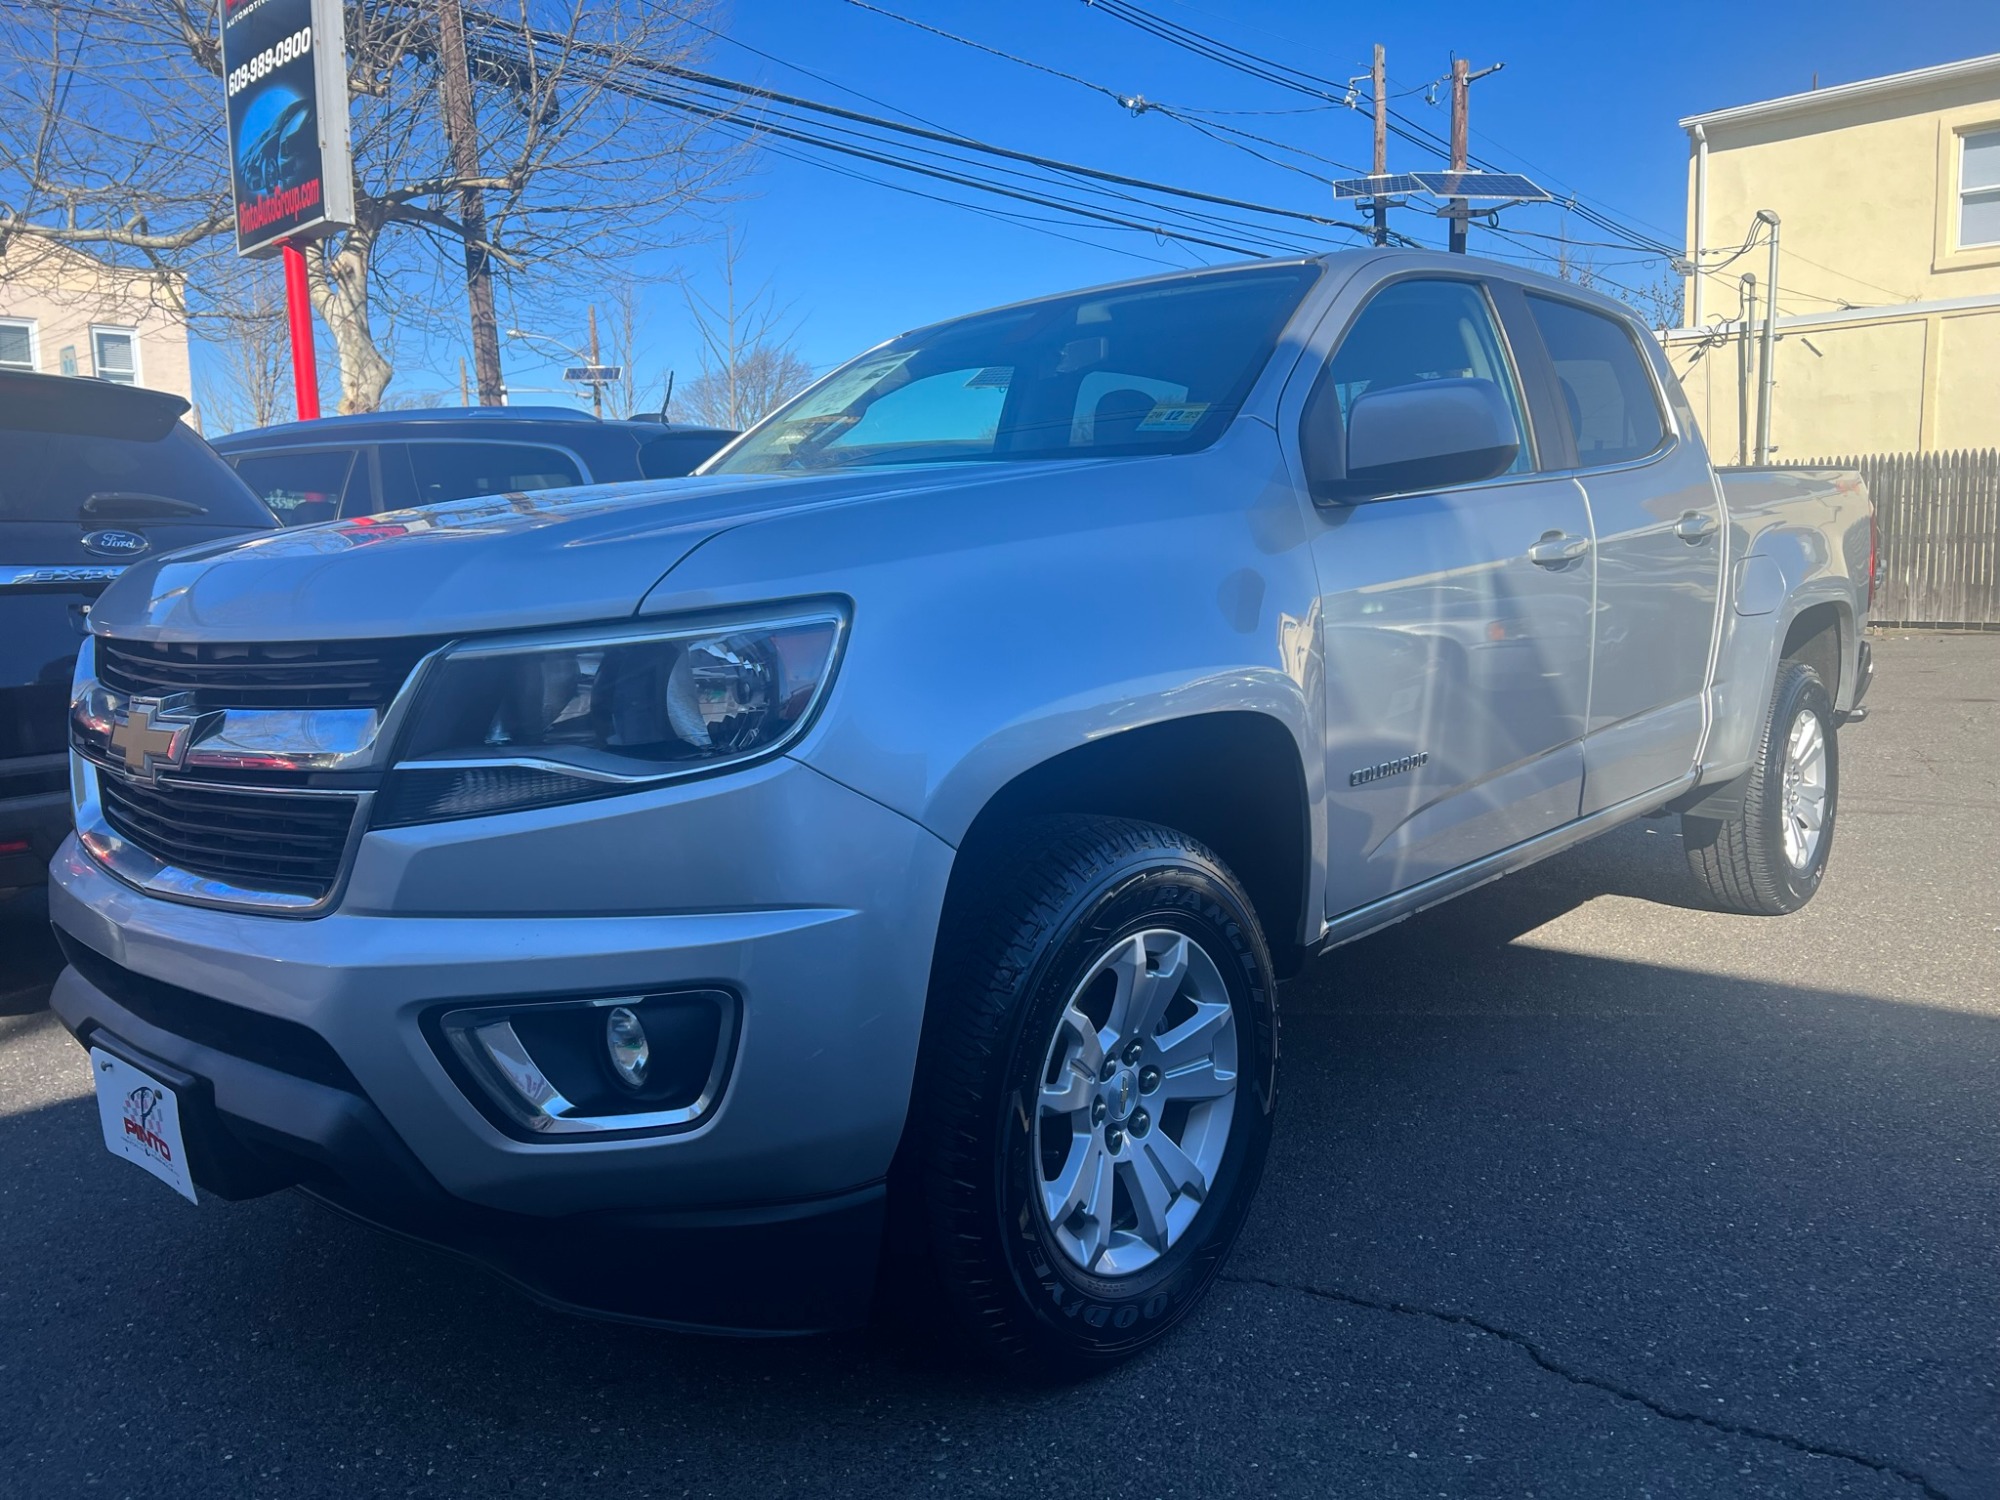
[97,637,434,710]
[96,774,359,901]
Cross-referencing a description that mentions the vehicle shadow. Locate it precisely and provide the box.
[2,825,1994,1497]
[0,887,64,1017]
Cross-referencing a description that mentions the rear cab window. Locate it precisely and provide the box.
[1523,295,1668,466]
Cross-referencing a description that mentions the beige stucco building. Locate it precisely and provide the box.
[0,240,194,404]
[1667,53,2000,461]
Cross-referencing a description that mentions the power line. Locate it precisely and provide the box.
[839,0,1364,179]
[468,36,1338,260]
[468,14,1384,257]
[473,18,1378,238]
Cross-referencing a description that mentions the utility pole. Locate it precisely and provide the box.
[1737,274,1756,467]
[435,0,504,405]
[1754,209,1781,464]
[1371,45,1389,247]
[1448,58,1470,253]
[587,304,603,420]
[1446,58,1505,253]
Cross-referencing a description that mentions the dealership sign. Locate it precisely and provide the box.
[220,0,354,257]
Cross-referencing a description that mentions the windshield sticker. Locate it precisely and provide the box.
[789,353,912,420]
[964,366,1013,388]
[1136,402,1210,433]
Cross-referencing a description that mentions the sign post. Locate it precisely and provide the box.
[219,0,354,418]
[280,244,320,419]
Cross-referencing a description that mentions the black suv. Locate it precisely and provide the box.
[211,408,737,526]
[0,373,278,896]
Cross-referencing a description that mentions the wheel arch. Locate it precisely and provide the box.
[1780,599,1848,705]
[944,711,1316,973]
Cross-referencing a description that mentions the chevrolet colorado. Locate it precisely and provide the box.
[47,251,1873,1375]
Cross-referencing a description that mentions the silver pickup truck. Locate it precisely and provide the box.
[48,251,1873,1376]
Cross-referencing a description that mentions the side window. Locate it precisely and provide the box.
[1317,280,1533,473]
[1523,295,1667,466]
[91,327,139,386]
[405,442,584,505]
[232,448,357,527]
[0,318,36,373]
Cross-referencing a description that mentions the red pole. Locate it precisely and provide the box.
[281,241,321,420]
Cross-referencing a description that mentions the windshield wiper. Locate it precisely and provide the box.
[81,490,208,519]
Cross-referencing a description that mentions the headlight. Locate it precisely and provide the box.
[375,607,845,827]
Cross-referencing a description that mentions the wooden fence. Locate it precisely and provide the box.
[1787,449,2000,629]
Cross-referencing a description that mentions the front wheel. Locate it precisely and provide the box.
[907,817,1279,1377]
[1682,660,1839,914]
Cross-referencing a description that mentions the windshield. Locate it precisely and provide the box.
[708,262,1320,475]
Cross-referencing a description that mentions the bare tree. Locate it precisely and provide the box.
[0,0,736,412]
[1548,221,1683,331]
[193,262,290,434]
[601,277,669,419]
[679,229,813,429]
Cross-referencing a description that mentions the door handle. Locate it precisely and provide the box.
[1674,510,1719,543]
[1527,532,1591,567]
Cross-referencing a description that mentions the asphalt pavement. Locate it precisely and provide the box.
[1,633,1995,1499]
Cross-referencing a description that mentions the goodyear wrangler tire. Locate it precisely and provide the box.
[1682,660,1839,916]
[910,816,1279,1377]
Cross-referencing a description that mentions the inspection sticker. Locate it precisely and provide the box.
[1135,402,1210,432]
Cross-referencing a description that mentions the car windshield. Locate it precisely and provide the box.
[708,262,1320,475]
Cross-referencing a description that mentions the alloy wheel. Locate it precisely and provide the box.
[1032,929,1239,1277]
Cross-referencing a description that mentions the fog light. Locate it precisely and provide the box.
[605,1006,650,1087]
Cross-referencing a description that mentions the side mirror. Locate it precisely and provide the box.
[1309,377,1521,504]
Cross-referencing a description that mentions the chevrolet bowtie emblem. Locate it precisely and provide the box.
[105,694,219,782]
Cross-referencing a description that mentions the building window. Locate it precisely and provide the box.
[0,319,36,373]
[91,326,138,385]
[1962,129,2000,249]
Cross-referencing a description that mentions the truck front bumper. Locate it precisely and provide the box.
[46,755,954,1333]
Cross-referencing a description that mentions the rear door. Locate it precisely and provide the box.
[1517,292,1724,813]
[1300,273,1596,918]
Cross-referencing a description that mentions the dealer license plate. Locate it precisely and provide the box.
[90,1046,198,1203]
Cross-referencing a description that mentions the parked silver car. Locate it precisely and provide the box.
[48,251,1872,1375]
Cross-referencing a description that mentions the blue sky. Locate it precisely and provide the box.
[473,0,2000,410]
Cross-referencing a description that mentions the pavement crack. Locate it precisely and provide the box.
[1223,1272,1958,1500]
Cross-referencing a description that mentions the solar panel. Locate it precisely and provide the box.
[1409,171,1550,202]
[1332,173,1425,199]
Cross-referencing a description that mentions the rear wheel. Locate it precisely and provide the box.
[906,816,1279,1377]
[1683,660,1838,915]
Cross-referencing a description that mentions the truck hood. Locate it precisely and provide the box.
[87,466,1071,642]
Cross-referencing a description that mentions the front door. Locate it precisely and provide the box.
[1302,276,1596,919]
[1517,292,1724,814]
